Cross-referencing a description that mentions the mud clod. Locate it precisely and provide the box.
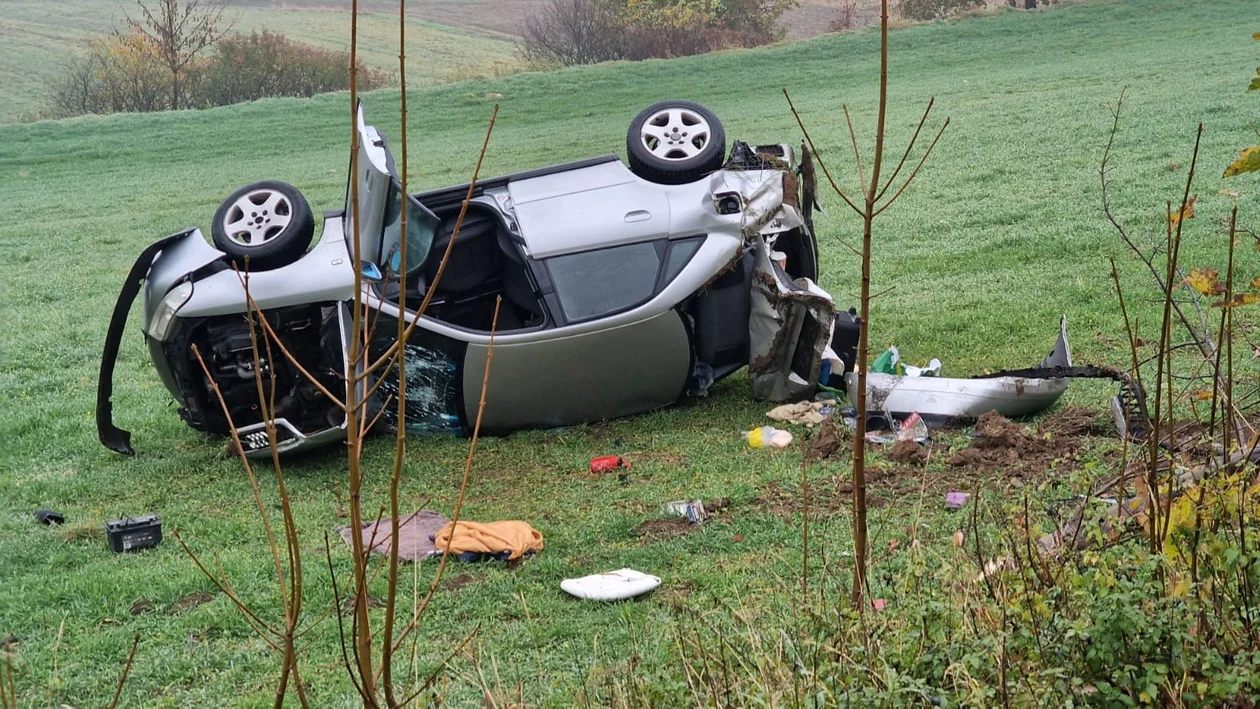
[947,411,1081,477]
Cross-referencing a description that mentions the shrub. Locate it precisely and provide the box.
[519,0,792,67]
[46,36,170,118]
[519,0,627,66]
[898,0,983,21]
[197,31,389,107]
[44,29,390,118]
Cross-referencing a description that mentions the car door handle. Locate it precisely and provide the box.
[624,210,651,223]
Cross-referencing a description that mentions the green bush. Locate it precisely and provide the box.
[196,31,389,108]
[44,29,391,118]
[899,0,983,21]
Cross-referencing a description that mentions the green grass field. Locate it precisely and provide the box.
[2,0,1260,704]
[0,0,520,124]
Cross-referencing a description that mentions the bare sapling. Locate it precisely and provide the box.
[783,0,948,607]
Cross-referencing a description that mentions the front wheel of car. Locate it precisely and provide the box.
[626,100,726,185]
[211,180,315,271]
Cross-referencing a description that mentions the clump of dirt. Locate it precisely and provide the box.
[887,439,927,465]
[632,518,699,540]
[807,418,846,461]
[340,595,386,614]
[441,573,476,592]
[947,410,1081,477]
[168,591,216,614]
[1038,405,1098,438]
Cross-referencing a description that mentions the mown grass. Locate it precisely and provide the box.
[0,0,519,124]
[1,0,1259,704]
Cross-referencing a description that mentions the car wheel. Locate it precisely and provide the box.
[211,180,315,271]
[626,100,726,185]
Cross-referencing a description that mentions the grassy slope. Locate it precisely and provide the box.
[0,0,518,123]
[2,0,1260,703]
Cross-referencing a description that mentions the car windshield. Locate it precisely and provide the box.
[380,179,439,278]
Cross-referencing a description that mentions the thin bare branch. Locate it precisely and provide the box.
[391,297,503,656]
[874,97,934,203]
[323,531,366,700]
[106,633,141,709]
[842,105,868,195]
[782,88,863,216]
[398,624,482,706]
[873,117,949,217]
[172,531,281,644]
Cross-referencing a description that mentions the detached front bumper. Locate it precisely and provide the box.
[97,228,229,455]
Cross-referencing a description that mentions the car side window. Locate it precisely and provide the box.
[545,237,704,323]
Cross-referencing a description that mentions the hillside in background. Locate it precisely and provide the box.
[0,0,522,123]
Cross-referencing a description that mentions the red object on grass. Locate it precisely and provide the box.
[590,455,629,473]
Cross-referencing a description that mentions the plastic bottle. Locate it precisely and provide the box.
[745,426,793,449]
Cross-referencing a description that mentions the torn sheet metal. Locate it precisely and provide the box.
[748,236,837,403]
[709,169,805,237]
[849,317,1073,422]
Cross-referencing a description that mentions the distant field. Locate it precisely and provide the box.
[0,0,522,123]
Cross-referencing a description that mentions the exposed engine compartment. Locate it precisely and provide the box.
[164,303,346,436]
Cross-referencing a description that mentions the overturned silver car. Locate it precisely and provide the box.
[98,100,854,456]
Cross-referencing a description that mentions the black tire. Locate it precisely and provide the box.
[211,180,315,271]
[626,100,726,185]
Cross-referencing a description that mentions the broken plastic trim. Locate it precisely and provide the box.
[97,229,230,455]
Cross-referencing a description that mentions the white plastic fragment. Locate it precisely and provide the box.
[561,568,662,601]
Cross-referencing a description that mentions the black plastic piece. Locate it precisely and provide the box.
[831,308,861,378]
[34,509,64,525]
[98,228,201,456]
[106,515,163,553]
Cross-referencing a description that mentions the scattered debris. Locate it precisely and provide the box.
[33,509,64,526]
[854,317,1074,422]
[872,598,889,611]
[867,411,930,444]
[745,426,794,449]
[766,401,830,427]
[590,455,630,474]
[945,492,970,511]
[434,520,544,562]
[561,568,661,601]
[662,500,707,524]
[975,556,1015,583]
[871,345,941,377]
[105,514,162,553]
[340,510,449,562]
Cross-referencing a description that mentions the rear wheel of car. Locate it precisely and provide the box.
[211,180,315,271]
[626,100,726,185]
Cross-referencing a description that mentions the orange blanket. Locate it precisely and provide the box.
[433,520,543,560]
